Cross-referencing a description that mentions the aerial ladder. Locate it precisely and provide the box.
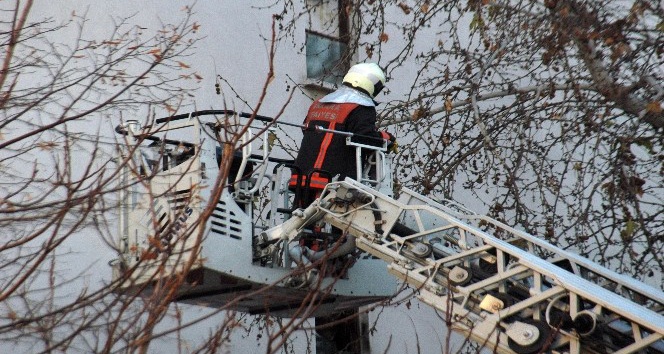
[113,111,663,354]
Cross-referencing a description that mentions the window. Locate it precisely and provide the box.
[303,0,352,87]
[305,30,348,84]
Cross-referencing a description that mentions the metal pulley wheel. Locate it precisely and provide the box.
[448,265,472,286]
[506,319,553,354]
[404,241,433,259]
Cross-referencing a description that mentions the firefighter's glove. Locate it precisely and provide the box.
[381,131,398,154]
[388,141,398,154]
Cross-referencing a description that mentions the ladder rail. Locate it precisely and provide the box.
[356,218,664,332]
[396,186,664,306]
[315,179,664,354]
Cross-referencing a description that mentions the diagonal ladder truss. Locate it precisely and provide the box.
[313,179,664,354]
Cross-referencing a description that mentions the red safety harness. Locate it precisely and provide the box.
[289,99,359,190]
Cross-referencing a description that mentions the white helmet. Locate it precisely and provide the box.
[342,62,386,98]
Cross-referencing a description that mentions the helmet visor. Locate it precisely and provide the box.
[373,80,384,96]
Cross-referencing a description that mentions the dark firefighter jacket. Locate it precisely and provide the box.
[290,99,385,191]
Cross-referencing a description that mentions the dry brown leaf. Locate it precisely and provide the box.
[646,101,662,114]
[444,98,452,112]
[379,32,389,42]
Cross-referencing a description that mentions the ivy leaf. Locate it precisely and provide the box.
[469,13,484,31]
[657,22,664,31]
[267,131,277,149]
[633,138,653,154]
[620,219,638,242]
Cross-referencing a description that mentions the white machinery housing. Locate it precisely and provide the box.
[112,110,399,317]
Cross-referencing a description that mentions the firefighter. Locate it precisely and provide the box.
[290,62,396,207]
